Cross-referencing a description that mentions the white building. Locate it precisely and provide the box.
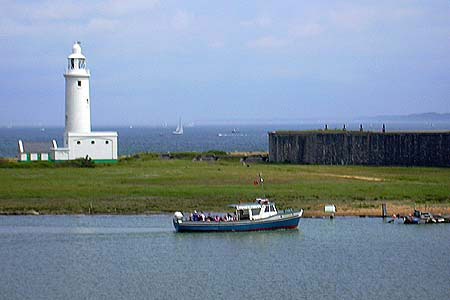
[18,42,118,162]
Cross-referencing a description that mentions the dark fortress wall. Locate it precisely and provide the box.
[268,131,450,166]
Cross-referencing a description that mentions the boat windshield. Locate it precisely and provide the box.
[251,208,260,216]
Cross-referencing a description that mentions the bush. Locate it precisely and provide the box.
[205,150,227,156]
[69,157,96,168]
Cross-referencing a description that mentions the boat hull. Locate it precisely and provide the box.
[173,211,303,232]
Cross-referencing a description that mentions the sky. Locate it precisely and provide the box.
[1,0,449,126]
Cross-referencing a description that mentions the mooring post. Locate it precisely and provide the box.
[381,203,387,218]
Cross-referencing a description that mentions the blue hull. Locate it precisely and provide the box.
[173,215,301,232]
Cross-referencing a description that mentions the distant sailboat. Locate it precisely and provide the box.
[173,118,183,135]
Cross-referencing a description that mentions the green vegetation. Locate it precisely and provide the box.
[0,152,449,215]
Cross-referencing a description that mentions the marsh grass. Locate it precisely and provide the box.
[1,153,449,214]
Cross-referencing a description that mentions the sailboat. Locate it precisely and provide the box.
[172,118,183,135]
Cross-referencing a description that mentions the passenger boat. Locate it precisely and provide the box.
[173,198,303,232]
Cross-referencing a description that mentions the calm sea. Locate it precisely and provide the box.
[0,215,449,299]
[1,122,449,157]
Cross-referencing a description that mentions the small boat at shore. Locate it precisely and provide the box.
[388,209,449,224]
[173,198,303,232]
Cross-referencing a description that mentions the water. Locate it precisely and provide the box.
[1,122,449,157]
[0,215,448,299]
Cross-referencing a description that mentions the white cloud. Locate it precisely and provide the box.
[240,16,272,28]
[0,0,161,37]
[86,18,119,32]
[247,36,287,49]
[33,1,86,20]
[328,5,423,32]
[290,23,324,37]
[98,0,160,17]
[171,10,193,31]
[208,40,224,48]
[329,7,376,31]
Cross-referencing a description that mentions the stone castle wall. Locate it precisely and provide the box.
[268,131,450,167]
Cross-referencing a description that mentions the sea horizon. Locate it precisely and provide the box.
[2,122,450,158]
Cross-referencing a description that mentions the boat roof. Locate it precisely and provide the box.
[229,199,274,210]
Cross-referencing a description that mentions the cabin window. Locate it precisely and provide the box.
[77,141,81,145]
[265,206,270,212]
[78,81,81,87]
[239,209,250,220]
[91,141,95,144]
[105,141,109,144]
[270,205,275,212]
[251,208,260,216]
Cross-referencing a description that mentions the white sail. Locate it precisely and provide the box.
[173,118,183,135]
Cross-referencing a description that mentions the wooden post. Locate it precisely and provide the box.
[381,203,387,218]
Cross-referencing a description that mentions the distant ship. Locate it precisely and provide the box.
[172,118,183,135]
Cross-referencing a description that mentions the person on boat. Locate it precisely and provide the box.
[193,210,199,221]
[200,212,206,222]
[214,215,220,222]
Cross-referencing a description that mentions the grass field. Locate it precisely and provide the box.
[1,153,449,216]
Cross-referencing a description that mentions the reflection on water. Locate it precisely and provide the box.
[0,215,449,299]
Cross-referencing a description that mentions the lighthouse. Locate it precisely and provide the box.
[64,41,91,137]
[18,42,118,162]
[51,42,118,162]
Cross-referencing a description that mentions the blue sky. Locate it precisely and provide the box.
[1,0,449,126]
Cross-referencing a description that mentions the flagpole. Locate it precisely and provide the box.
[259,172,265,198]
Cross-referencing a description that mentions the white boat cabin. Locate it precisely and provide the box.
[230,198,277,221]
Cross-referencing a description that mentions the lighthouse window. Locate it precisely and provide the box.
[77,141,81,145]
[71,59,74,69]
[78,81,81,87]
[86,98,89,104]
[78,59,85,69]
[105,141,109,144]
[91,141,95,144]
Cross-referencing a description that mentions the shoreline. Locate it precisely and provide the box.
[1,204,449,217]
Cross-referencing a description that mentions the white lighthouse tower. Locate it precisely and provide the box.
[49,42,118,162]
[64,41,91,137]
